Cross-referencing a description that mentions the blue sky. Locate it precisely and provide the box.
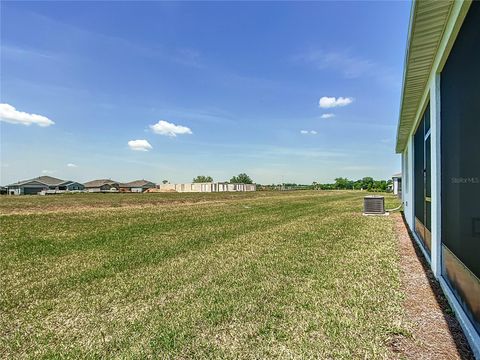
[1,1,410,185]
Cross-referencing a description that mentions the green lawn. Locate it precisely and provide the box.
[0,191,405,359]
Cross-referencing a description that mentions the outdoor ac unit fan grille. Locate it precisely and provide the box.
[363,196,385,214]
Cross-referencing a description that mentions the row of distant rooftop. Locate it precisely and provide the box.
[3,176,256,195]
[4,176,155,195]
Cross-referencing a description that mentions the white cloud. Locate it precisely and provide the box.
[42,169,56,174]
[321,113,335,119]
[67,163,78,168]
[319,97,353,108]
[0,103,55,127]
[128,139,153,152]
[300,130,317,135]
[149,120,192,137]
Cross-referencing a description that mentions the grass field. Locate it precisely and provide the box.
[0,191,405,359]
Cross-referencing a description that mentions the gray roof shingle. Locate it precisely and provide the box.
[8,176,67,187]
[119,180,156,188]
[83,179,119,188]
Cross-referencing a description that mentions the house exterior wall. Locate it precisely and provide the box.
[157,182,256,193]
[8,188,21,195]
[7,180,85,195]
[65,183,85,191]
[393,178,401,196]
[245,184,256,191]
[86,185,118,193]
[87,188,101,193]
[399,2,479,356]
[7,182,48,195]
[403,137,415,231]
[157,184,176,191]
[23,187,46,195]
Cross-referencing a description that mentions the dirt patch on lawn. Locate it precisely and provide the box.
[0,199,231,216]
[391,213,474,359]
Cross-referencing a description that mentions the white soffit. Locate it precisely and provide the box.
[396,0,454,153]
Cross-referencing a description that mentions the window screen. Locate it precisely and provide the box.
[441,0,480,333]
[441,0,480,279]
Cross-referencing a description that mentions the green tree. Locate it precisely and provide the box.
[361,177,374,190]
[373,180,388,192]
[230,173,253,184]
[162,180,169,184]
[193,175,213,183]
[334,177,353,190]
[320,183,335,190]
[353,180,363,190]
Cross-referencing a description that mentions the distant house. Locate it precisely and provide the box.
[392,173,402,197]
[83,179,120,193]
[158,182,256,193]
[6,176,84,195]
[119,180,156,193]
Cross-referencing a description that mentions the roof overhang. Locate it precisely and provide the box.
[7,180,49,187]
[395,0,455,153]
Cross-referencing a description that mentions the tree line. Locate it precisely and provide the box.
[163,174,391,192]
[257,177,392,192]
[191,173,253,184]
[313,177,391,191]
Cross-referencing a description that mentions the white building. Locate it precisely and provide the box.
[396,1,479,356]
[158,182,256,193]
[392,173,402,197]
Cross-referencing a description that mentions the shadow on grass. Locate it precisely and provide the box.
[400,212,474,360]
